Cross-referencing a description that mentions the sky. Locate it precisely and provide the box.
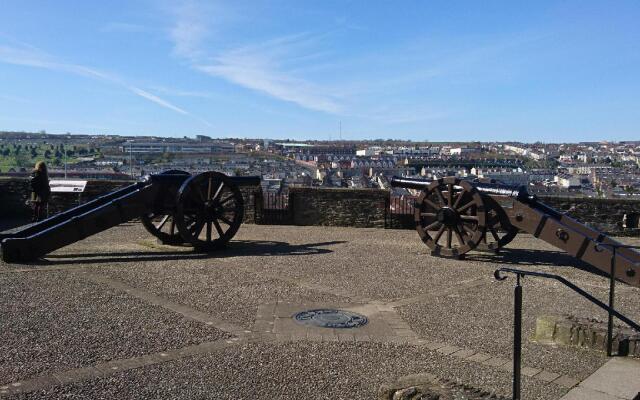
[0,1,639,142]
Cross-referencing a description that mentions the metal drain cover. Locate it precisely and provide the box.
[293,309,368,329]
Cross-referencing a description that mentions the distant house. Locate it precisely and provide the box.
[554,173,582,188]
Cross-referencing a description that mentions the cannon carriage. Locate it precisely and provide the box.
[0,171,260,263]
[391,176,640,287]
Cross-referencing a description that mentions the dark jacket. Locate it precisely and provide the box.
[30,171,51,203]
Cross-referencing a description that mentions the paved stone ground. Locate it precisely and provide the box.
[1,223,639,399]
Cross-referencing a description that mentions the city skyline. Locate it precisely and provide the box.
[1,1,639,142]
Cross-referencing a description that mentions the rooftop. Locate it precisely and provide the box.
[1,224,639,399]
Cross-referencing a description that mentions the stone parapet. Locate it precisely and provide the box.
[0,178,131,219]
[538,195,640,236]
[533,315,640,357]
[289,187,389,228]
[1,177,639,235]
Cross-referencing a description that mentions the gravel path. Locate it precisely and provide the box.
[13,342,566,400]
[96,262,353,328]
[0,271,230,383]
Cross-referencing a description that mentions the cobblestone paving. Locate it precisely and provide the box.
[1,224,639,399]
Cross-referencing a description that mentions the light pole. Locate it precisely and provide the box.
[64,141,68,179]
[129,141,133,178]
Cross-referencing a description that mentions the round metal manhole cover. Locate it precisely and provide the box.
[293,309,368,329]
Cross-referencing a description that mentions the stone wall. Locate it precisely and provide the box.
[385,195,640,236]
[0,177,260,227]
[1,177,639,236]
[289,187,389,228]
[538,195,640,236]
[0,178,131,220]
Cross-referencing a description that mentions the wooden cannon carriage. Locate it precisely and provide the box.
[391,176,640,287]
[0,171,260,263]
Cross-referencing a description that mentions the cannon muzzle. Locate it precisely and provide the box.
[390,176,432,190]
[390,175,530,201]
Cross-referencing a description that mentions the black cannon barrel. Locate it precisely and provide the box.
[147,174,261,187]
[473,182,529,202]
[390,175,530,201]
[390,176,432,190]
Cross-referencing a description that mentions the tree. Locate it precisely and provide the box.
[44,150,52,159]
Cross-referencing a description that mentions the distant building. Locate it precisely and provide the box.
[450,147,476,156]
[120,141,234,154]
[555,173,582,188]
[470,167,528,185]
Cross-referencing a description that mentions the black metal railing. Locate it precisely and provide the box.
[386,196,416,229]
[494,267,640,400]
[260,192,291,224]
[592,243,640,355]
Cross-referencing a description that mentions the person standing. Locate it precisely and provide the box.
[30,161,51,222]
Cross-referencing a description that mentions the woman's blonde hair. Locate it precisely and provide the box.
[34,161,48,173]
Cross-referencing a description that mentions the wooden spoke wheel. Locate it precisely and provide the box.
[475,195,518,252]
[175,172,244,251]
[414,177,486,257]
[140,170,190,245]
[141,213,184,245]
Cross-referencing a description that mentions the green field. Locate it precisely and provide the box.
[0,142,99,172]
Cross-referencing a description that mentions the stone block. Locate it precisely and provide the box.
[594,330,607,351]
[534,315,559,342]
[482,357,509,368]
[466,352,492,363]
[554,321,573,345]
[436,345,461,355]
[553,375,580,388]
[535,370,561,383]
[521,366,541,377]
[451,349,476,359]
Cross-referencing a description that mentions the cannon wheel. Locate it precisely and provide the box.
[175,171,244,251]
[475,195,518,252]
[140,170,190,245]
[414,177,486,258]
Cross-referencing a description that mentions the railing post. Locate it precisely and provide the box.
[513,274,522,400]
[607,246,617,356]
[289,191,295,225]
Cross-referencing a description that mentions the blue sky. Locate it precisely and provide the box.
[1,1,639,142]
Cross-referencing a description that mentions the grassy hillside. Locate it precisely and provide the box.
[0,142,99,172]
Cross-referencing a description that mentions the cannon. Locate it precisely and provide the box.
[0,171,260,263]
[391,176,640,287]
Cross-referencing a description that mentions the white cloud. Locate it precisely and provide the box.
[167,2,342,114]
[128,86,189,115]
[169,1,211,60]
[0,42,210,125]
[196,48,341,113]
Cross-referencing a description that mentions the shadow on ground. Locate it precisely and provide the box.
[34,240,347,266]
[466,247,609,278]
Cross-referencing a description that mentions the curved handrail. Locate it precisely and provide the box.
[494,267,640,332]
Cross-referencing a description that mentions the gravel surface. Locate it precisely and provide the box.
[1,223,638,399]
[396,279,612,380]
[0,271,230,383]
[96,262,353,328]
[13,342,567,400]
